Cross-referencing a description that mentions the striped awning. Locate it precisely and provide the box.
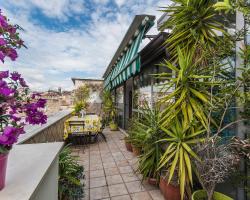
[104,16,154,90]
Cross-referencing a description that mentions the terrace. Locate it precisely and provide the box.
[0,1,250,200]
[0,111,164,200]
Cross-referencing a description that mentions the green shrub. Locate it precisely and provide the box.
[59,146,84,200]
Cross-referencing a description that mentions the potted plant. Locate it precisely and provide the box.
[0,71,47,190]
[124,136,132,152]
[101,90,118,131]
[192,138,238,200]
[159,170,180,200]
[74,101,85,117]
[134,105,163,185]
[192,190,233,200]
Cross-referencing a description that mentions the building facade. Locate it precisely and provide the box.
[103,15,171,129]
[71,78,103,115]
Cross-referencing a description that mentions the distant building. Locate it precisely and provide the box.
[41,90,74,116]
[71,78,103,114]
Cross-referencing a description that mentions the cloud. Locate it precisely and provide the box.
[114,0,126,7]
[3,0,85,20]
[0,0,171,91]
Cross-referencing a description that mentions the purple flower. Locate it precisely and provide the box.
[0,87,13,96]
[7,26,16,34]
[0,38,7,46]
[0,80,7,87]
[25,110,47,125]
[0,51,5,63]
[0,126,22,146]
[10,71,21,81]
[0,15,8,28]
[36,98,46,108]
[6,48,18,61]
[0,71,9,79]
[10,114,21,122]
[19,77,28,87]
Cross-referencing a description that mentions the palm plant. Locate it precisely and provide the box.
[158,118,205,200]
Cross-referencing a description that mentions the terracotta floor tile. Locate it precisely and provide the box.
[125,181,145,193]
[90,186,109,200]
[149,190,165,200]
[131,192,152,200]
[111,195,131,200]
[121,173,139,183]
[106,174,124,185]
[108,183,128,197]
[89,169,105,178]
[103,162,117,168]
[104,167,120,176]
[90,176,107,188]
[119,166,133,174]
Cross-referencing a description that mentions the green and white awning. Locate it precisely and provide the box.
[104,16,154,90]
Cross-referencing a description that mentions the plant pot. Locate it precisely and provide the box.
[0,152,9,190]
[109,123,118,131]
[125,141,133,152]
[192,190,233,200]
[159,176,180,200]
[132,145,141,156]
[147,177,158,186]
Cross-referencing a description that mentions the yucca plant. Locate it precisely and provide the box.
[158,47,221,130]
[135,104,163,182]
[160,0,226,60]
[158,118,206,200]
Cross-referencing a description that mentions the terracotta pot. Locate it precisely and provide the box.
[159,176,180,200]
[132,145,141,156]
[0,153,9,190]
[125,141,133,152]
[147,177,158,186]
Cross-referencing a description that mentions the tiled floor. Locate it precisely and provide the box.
[71,129,165,200]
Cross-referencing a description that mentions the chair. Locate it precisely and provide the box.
[93,120,106,142]
[68,121,90,145]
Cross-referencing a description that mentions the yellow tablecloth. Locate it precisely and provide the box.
[64,114,102,140]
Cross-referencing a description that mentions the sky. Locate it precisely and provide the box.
[0,0,170,91]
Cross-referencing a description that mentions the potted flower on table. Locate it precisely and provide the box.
[0,71,47,190]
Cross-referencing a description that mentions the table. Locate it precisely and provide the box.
[64,114,105,143]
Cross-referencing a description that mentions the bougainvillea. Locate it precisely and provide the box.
[0,10,25,63]
[0,71,47,148]
[0,10,47,152]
